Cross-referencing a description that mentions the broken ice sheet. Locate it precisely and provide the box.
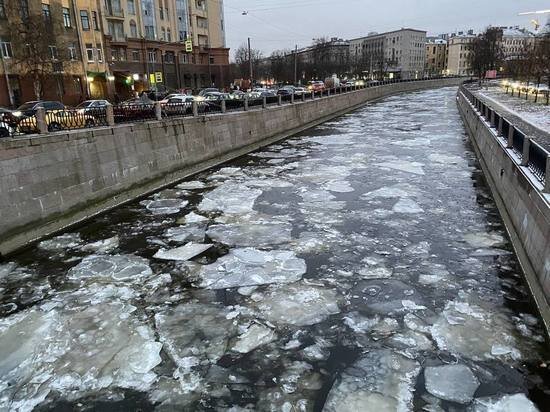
[196,248,306,289]
[206,221,293,247]
[470,393,539,412]
[0,302,162,412]
[323,349,420,412]
[253,281,340,326]
[164,224,207,243]
[38,233,82,251]
[431,298,527,361]
[154,243,213,261]
[198,183,262,215]
[463,232,505,248]
[67,254,152,283]
[392,198,424,214]
[350,279,425,315]
[81,236,119,254]
[141,198,189,215]
[424,364,479,404]
[231,323,276,354]
[375,160,425,175]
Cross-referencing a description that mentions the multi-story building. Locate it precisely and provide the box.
[446,31,476,76]
[296,38,350,79]
[349,28,427,80]
[0,0,88,107]
[425,38,447,76]
[0,0,230,107]
[101,0,230,99]
[500,27,535,60]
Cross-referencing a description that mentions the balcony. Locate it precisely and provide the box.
[105,8,124,19]
[109,34,128,44]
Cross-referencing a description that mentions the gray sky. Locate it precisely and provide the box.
[224,0,549,57]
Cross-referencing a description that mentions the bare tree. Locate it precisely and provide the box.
[5,0,69,100]
[469,27,504,80]
[233,43,263,81]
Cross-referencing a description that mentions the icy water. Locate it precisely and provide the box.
[1,87,549,412]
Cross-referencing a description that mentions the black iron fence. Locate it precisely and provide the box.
[460,84,549,188]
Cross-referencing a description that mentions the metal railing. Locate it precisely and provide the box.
[2,75,462,139]
[460,84,549,191]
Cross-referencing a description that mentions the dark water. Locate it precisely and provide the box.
[0,87,548,412]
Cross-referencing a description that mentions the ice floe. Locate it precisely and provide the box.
[323,349,420,412]
[470,393,539,412]
[424,364,479,404]
[196,248,306,289]
[67,254,152,283]
[231,324,276,353]
[141,198,189,215]
[198,183,262,215]
[206,221,293,247]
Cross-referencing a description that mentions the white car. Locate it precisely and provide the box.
[0,119,13,137]
[160,94,190,104]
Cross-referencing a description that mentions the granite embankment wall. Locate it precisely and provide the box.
[457,88,550,331]
[0,78,462,255]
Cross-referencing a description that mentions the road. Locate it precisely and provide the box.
[0,87,547,411]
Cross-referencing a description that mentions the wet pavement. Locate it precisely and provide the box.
[0,87,548,412]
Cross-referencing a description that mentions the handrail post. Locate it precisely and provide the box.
[221,99,226,113]
[36,107,48,134]
[290,92,295,104]
[327,88,331,97]
[154,101,162,121]
[545,156,550,193]
[507,125,514,149]
[106,104,115,126]
[262,96,267,109]
[244,96,249,111]
[497,116,503,136]
[521,137,530,166]
[277,95,282,106]
[301,92,306,102]
[192,101,199,117]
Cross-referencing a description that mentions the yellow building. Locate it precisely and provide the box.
[425,39,447,76]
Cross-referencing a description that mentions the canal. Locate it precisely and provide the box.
[0,87,548,411]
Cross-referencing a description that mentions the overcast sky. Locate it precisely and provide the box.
[224,0,550,57]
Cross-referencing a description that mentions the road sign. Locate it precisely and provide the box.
[155,72,163,83]
[149,73,156,84]
[185,39,193,53]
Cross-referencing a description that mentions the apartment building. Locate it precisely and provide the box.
[446,32,476,76]
[500,27,535,60]
[425,38,446,76]
[102,0,230,99]
[0,0,89,106]
[349,28,426,80]
[0,0,230,107]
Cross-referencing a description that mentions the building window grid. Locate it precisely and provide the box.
[0,0,5,19]
[86,43,94,62]
[68,43,77,60]
[63,7,71,27]
[92,11,99,30]
[42,3,50,21]
[0,40,12,58]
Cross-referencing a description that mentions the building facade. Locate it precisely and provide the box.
[350,28,427,80]
[425,38,447,76]
[446,32,476,76]
[0,0,89,107]
[500,27,535,60]
[0,0,230,108]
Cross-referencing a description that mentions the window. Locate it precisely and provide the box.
[161,28,166,41]
[80,10,90,30]
[159,6,164,20]
[166,28,171,42]
[164,52,174,63]
[132,49,140,61]
[63,7,71,27]
[96,44,103,61]
[92,11,99,30]
[145,25,155,40]
[48,45,58,60]
[197,17,207,29]
[148,50,156,62]
[86,43,94,62]
[0,40,12,58]
[179,53,188,64]
[130,20,138,38]
[0,0,5,19]
[68,43,77,60]
[111,48,118,61]
[209,56,214,64]
[42,3,50,20]
[127,0,135,14]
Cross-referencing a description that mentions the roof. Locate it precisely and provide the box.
[348,28,427,42]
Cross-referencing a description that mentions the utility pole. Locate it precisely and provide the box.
[248,37,253,86]
[294,45,298,85]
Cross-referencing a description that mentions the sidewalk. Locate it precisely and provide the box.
[472,85,550,151]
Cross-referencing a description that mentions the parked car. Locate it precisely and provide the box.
[75,100,110,124]
[259,90,277,98]
[17,108,97,133]
[0,108,15,137]
[308,81,325,92]
[229,90,245,99]
[12,101,65,119]
[277,86,295,96]
[162,95,195,116]
[198,88,219,97]
[113,98,156,122]
[293,87,307,95]
[160,94,188,104]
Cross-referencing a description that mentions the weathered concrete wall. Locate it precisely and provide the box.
[457,90,550,331]
[0,78,462,255]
